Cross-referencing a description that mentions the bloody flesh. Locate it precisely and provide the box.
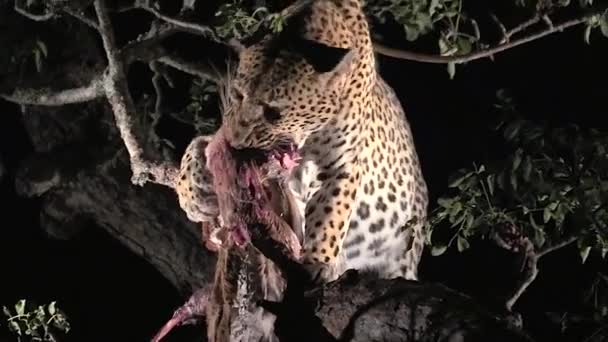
[151,129,302,342]
[204,128,302,259]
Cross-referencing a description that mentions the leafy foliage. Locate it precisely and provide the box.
[213,0,288,40]
[206,0,608,79]
[2,300,70,342]
[427,91,608,263]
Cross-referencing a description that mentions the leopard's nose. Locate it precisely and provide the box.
[223,124,246,149]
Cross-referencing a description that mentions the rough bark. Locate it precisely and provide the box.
[254,270,533,342]
[14,109,216,294]
[6,49,212,294]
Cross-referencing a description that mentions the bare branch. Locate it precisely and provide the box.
[509,15,541,38]
[538,236,578,257]
[116,1,218,40]
[504,236,578,311]
[0,77,104,106]
[490,13,508,43]
[0,23,218,108]
[158,55,221,82]
[505,238,538,312]
[373,11,599,64]
[95,0,178,187]
[62,7,100,31]
[14,0,54,21]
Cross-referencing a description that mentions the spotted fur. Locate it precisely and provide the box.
[179,0,429,283]
[176,135,219,224]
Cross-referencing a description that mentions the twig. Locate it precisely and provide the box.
[94,0,178,187]
[373,12,598,64]
[116,1,218,40]
[62,7,100,31]
[157,56,221,82]
[148,60,172,158]
[504,236,578,311]
[0,77,104,106]
[14,0,54,21]
[1,25,218,107]
[538,236,578,257]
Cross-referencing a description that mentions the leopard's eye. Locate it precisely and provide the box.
[232,89,244,103]
[262,104,281,123]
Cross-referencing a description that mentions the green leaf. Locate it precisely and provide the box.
[36,40,47,57]
[512,148,523,172]
[2,305,11,317]
[429,0,440,16]
[34,49,42,72]
[522,156,533,182]
[465,214,474,229]
[48,301,56,315]
[534,225,546,248]
[15,299,26,316]
[448,171,472,188]
[503,120,522,141]
[580,246,591,263]
[510,171,518,190]
[584,24,593,44]
[447,62,456,79]
[600,12,608,38]
[543,206,552,223]
[486,174,495,195]
[437,197,453,208]
[431,244,448,256]
[456,37,472,55]
[9,321,21,334]
[457,235,470,252]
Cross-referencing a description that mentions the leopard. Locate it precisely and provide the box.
[177,0,429,284]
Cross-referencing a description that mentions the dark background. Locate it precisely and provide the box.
[1,1,607,341]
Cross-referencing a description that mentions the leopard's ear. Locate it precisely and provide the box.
[291,38,356,88]
[291,38,353,72]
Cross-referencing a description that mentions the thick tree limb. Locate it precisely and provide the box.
[373,11,601,64]
[15,149,216,293]
[262,270,536,342]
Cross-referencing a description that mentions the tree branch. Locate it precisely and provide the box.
[0,20,219,107]
[157,55,221,82]
[94,0,179,187]
[504,236,578,311]
[0,76,105,106]
[14,0,54,21]
[62,7,100,31]
[113,1,218,40]
[538,236,578,257]
[373,11,599,64]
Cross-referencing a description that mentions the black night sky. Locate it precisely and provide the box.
[1,1,608,341]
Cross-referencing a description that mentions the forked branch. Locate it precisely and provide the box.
[94,0,179,187]
[495,231,579,311]
[373,10,604,64]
